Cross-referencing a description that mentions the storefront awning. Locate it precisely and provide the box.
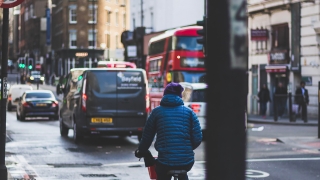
[265,65,287,73]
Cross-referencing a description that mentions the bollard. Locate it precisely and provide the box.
[273,94,278,121]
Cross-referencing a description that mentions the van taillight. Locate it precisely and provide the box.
[8,94,12,101]
[52,101,58,107]
[146,94,150,113]
[23,102,30,107]
[189,104,201,113]
[82,94,87,112]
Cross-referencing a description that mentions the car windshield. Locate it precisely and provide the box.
[182,89,206,102]
[26,92,53,99]
[31,71,40,75]
[172,71,206,83]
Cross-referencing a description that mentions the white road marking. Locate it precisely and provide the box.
[246,169,270,178]
[247,157,320,162]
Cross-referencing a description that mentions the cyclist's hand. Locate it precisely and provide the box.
[135,149,143,158]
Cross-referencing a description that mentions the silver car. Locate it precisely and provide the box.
[180,82,207,132]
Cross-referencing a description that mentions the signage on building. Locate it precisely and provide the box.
[251,29,268,41]
[127,46,137,57]
[268,50,289,64]
[301,76,312,86]
[0,0,25,8]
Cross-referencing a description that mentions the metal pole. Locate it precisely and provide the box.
[0,8,9,179]
[92,0,95,60]
[318,82,320,138]
[206,0,247,179]
[140,0,143,26]
[288,93,293,122]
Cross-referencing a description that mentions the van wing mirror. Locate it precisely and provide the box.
[14,97,20,102]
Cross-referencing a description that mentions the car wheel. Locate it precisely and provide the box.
[60,119,69,137]
[73,123,83,143]
[20,113,25,121]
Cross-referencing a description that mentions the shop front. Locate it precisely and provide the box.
[54,49,104,76]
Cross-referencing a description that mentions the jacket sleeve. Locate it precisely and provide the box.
[190,111,202,150]
[138,111,157,151]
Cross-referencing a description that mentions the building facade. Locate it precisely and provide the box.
[129,0,204,32]
[247,0,318,119]
[51,0,130,76]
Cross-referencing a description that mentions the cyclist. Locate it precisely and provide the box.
[136,82,202,180]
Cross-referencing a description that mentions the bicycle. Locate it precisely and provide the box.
[135,150,188,180]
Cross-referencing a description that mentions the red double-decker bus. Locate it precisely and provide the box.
[146,26,206,110]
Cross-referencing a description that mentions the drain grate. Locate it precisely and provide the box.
[81,174,117,178]
[128,165,143,168]
[47,163,102,168]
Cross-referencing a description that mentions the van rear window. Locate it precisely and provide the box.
[87,71,117,94]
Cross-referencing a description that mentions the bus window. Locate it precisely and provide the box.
[173,36,203,51]
[148,40,166,55]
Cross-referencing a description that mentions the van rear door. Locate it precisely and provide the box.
[116,70,147,127]
[86,71,117,117]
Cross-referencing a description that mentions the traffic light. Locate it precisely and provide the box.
[19,58,25,68]
[196,16,207,56]
[28,58,33,70]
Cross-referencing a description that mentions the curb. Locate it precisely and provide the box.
[248,119,318,126]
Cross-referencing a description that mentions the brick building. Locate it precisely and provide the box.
[51,0,130,77]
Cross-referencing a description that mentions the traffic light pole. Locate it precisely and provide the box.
[206,0,247,179]
[0,8,9,179]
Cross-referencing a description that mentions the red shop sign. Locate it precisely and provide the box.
[0,0,25,8]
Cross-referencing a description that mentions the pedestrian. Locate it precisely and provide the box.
[274,82,287,118]
[258,84,271,118]
[135,82,202,180]
[295,81,309,122]
[51,74,55,86]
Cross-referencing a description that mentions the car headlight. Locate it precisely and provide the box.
[30,76,34,80]
[40,77,44,80]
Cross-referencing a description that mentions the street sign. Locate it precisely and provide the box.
[0,0,25,8]
[2,77,7,98]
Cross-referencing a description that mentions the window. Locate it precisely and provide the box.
[26,92,53,99]
[88,5,97,24]
[115,0,119,4]
[25,7,29,21]
[69,30,77,48]
[115,12,119,25]
[88,30,97,48]
[106,11,111,24]
[106,34,111,48]
[123,13,126,28]
[123,0,126,5]
[87,71,117,94]
[30,5,34,18]
[271,24,289,50]
[115,35,119,48]
[149,58,162,72]
[173,36,203,51]
[148,40,166,55]
[69,6,77,24]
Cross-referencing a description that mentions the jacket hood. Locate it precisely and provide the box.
[160,94,184,107]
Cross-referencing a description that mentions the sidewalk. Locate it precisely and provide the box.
[248,115,318,126]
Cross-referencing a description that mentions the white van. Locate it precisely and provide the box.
[7,84,33,111]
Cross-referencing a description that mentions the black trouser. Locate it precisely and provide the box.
[298,103,307,121]
[155,161,194,180]
[259,102,267,116]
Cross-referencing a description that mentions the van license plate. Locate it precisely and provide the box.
[91,118,113,123]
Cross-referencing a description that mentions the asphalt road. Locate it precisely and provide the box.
[4,77,320,179]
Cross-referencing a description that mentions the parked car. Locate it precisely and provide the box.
[57,68,148,143]
[7,84,33,111]
[180,82,207,134]
[28,71,44,84]
[16,90,59,121]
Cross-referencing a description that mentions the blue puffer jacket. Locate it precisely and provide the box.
[139,94,202,166]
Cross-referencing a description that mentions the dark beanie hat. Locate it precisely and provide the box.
[163,82,184,98]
